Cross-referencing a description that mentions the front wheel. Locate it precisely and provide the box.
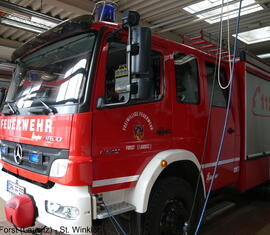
[142,177,197,235]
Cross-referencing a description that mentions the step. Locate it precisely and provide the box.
[97,202,135,219]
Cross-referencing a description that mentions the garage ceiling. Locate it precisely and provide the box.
[0,0,269,63]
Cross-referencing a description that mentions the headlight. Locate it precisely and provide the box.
[50,159,69,178]
[45,201,80,220]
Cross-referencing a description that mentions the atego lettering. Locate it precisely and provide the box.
[0,119,53,133]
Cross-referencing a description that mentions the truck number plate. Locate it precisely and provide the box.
[6,181,25,196]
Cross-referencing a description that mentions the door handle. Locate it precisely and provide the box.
[227,128,235,134]
[156,129,172,135]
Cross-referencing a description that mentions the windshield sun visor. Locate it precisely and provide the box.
[12,15,94,62]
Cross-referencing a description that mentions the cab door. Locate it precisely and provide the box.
[91,37,172,192]
[203,61,237,190]
[172,51,207,161]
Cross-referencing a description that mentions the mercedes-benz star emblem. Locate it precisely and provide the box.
[14,144,23,165]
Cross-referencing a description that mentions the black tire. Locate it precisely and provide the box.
[142,177,197,235]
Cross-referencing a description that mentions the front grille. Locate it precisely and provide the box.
[1,139,69,176]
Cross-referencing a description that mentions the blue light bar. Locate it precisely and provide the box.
[97,3,117,22]
[29,152,40,164]
[1,146,7,155]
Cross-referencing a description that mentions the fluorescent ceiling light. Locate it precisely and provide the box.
[31,16,57,28]
[183,0,263,24]
[1,18,45,33]
[0,13,58,33]
[257,53,270,59]
[233,26,270,44]
[5,14,52,30]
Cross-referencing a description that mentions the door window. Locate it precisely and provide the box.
[104,41,163,105]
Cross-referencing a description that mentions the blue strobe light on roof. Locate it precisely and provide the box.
[96,1,117,22]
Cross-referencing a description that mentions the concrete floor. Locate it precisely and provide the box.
[200,192,270,235]
[0,190,270,235]
[0,200,5,221]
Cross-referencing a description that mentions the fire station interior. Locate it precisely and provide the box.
[0,0,270,234]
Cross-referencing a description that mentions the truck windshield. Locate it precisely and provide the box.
[5,32,96,114]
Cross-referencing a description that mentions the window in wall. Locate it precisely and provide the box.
[206,62,228,108]
[104,41,163,105]
[174,53,200,104]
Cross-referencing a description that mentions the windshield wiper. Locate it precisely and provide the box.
[37,98,56,114]
[2,101,19,115]
[26,97,57,115]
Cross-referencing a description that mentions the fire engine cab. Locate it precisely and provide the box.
[0,3,270,235]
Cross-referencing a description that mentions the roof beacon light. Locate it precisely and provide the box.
[94,1,118,23]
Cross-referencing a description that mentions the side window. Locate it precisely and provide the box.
[174,53,200,104]
[206,62,228,108]
[104,42,127,104]
[104,41,163,105]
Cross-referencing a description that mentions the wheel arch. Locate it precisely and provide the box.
[126,149,206,213]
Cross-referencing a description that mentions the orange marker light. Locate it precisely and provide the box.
[161,160,167,168]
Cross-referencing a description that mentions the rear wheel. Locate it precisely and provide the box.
[142,177,197,235]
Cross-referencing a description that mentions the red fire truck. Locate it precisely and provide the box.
[0,8,270,235]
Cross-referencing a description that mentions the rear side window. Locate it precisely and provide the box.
[206,62,228,108]
[174,53,200,104]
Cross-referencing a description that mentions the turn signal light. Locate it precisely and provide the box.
[50,159,69,178]
[161,160,168,168]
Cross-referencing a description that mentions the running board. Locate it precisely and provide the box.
[97,202,135,219]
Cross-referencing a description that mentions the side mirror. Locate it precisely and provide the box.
[131,27,151,76]
[130,27,152,100]
[122,11,152,101]
[96,11,152,109]
[122,11,140,29]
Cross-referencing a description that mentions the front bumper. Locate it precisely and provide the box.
[0,164,93,234]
